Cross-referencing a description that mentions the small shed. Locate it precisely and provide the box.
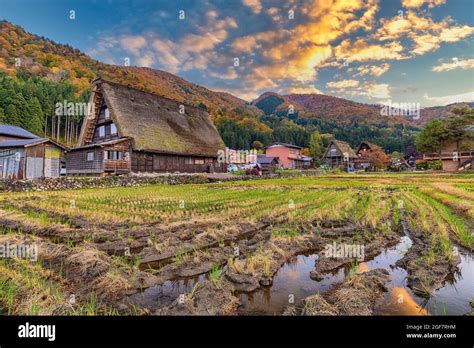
[0,125,66,179]
[256,155,280,174]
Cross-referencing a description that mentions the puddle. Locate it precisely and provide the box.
[129,230,474,315]
[418,252,474,315]
[238,254,345,315]
[128,274,207,309]
[238,234,474,316]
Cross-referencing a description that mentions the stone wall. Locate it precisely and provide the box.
[0,169,324,193]
[0,175,210,192]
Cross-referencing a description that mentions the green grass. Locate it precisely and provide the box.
[209,264,224,285]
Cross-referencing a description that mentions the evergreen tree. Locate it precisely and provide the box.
[25,97,44,135]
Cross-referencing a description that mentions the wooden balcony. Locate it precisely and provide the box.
[104,159,131,172]
[424,151,474,160]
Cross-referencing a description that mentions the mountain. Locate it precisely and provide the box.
[417,102,474,125]
[252,92,409,125]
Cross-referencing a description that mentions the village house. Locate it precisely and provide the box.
[354,141,391,171]
[66,78,226,175]
[322,140,357,170]
[265,142,312,169]
[256,154,280,174]
[0,124,66,179]
[423,125,474,171]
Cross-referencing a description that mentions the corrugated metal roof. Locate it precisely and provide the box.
[0,138,47,148]
[265,142,302,150]
[0,124,40,139]
[257,156,279,164]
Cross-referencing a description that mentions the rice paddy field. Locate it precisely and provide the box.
[0,173,473,316]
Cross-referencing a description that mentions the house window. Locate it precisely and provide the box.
[98,126,105,137]
[104,108,110,119]
[194,159,205,165]
[184,157,193,165]
[110,123,117,135]
[86,152,94,161]
[106,151,123,160]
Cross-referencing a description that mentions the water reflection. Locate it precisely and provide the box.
[238,234,474,316]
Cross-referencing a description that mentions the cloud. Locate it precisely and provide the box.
[242,0,262,14]
[136,54,154,67]
[266,7,282,21]
[120,35,146,55]
[363,83,391,100]
[432,58,474,72]
[327,79,360,89]
[439,25,474,42]
[373,12,474,56]
[411,24,474,55]
[208,68,239,80]
[335,40,405,62]
[206,10,219,19]
[288,86,323,94]
[352,63,390,77]
[423,91,474,105]
[401,0,446,8]
[327,79,391,100]
[117,16,239,72]
[230,0,379,92]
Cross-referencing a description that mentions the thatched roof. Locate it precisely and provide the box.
[95,79,225,157]
[324,140,357,158]
[357,141,384,153]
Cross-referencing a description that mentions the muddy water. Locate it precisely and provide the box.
[238,235,474,315]
[128,274,207,309]
[238,254,345,315]
[420,252,474,315]
[128,234,474,315]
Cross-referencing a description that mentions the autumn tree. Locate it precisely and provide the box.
[364,148,391,169]
[308,131,324,163]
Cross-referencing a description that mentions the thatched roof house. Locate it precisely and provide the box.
[68,78,226,175]
[322,140,357,168]
[355,141,391,170]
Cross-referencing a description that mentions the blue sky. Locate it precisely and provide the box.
[1,0,473,106]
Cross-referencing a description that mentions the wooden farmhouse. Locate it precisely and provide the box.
[322,140,357,169]
[354,141,391,171]
[0,124,65,179]
[67,79,226,175]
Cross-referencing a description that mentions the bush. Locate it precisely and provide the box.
[416,159,442,171]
